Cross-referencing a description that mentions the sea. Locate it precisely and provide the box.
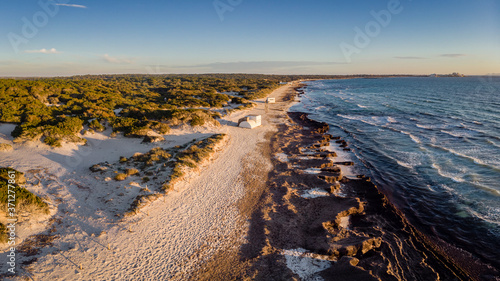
[291,77,500,269]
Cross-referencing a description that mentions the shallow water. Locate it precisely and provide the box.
[292,77,500,268]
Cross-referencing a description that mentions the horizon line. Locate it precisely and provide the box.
[0,73,496,79]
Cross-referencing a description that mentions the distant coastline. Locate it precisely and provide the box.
[429,72,465,77]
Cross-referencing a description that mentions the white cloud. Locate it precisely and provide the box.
[102,54,135,64]
[55,4,87,8]
[24,48,61,54]
[440,54,466,58]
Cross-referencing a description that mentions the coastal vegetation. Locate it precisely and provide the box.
[126,134,227,214]
[0,75,275,146]
[88,133,226,216]
[0,74,408,147]
[168,133,226,185]
[0,167,49,243]
[0,143,13,151]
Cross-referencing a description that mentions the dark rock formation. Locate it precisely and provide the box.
[240,111,480,281]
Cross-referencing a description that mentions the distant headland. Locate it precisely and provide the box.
[429,72,465,77]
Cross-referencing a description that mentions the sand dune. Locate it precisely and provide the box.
[0,83,298,280]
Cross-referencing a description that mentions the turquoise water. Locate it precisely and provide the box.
[292,77,500,268]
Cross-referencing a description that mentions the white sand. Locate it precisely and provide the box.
[338,215,350,229]
[0,123,16,143]
[0,84,297,280]
[275,153,289,162]
[304,168,321,174]
[301,188,330,199]
[283,248,332,281]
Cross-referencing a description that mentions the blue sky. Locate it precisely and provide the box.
[1,0,499,76]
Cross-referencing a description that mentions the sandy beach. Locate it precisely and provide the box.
[1,81,496,280]
[0,82,301,280]
[1,0,498,279]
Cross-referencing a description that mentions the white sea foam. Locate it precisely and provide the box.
[471,182,500,197]
[337,114,380,127]
[429,144,487,166]
[397,160,415,169]
[464,208,500,228]
[409,135,421,144]
[440,184,455,193]
[387,117,397,123]
[337,114,358,121]
[357,104,368,108]
[432,163,465,183]
[360,120,379,127]
[440,130,471,138]
[487,139,500,149]
[393,151,422,170]
[416,123,445,130]
[446,148,486,166]
[400,130,422,144]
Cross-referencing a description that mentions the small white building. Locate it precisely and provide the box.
[266,98,276,104]
[238,115,262,129]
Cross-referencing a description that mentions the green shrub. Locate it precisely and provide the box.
[132,147,171,166]
[89,119,105,132]
[0,167,49,215]
[150,121,170,134]
[161,183,172,192]
[125,168,139,176]
[231,96,248,104]
[0,143,13,151]
[114,173,128,181]
[0,223,6,243]
[0,167,26,184]
[0,75,285,145]
[12,116,84,147]
[172,134,226,176]
[170,165,184,181]
[190,116,205,127]
[43,136,61,147]
[0,182,49,213]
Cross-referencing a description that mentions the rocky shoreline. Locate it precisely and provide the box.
[241,111,479,280]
